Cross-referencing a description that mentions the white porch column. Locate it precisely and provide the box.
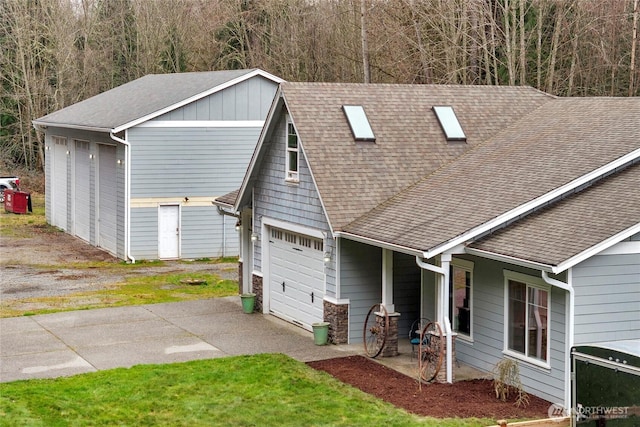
[381,248,395,313]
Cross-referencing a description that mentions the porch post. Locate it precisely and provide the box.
[381,248,395,313]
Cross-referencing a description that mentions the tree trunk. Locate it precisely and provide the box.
[630,0,639,96]
[361,0,370,83]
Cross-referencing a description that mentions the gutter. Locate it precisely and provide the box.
[541,270,574,411]
[109,130,135,264]
[415,256,454,383]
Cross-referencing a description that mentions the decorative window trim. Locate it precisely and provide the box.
[451,258,474,341]
[285,115,299,182]
[503,270,551,369]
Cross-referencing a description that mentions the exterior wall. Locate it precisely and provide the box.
[153,76,276,121]
[252,113,334,291]
[44,127,125,259]
[572,252,640,344]
[339,239,382,343]
[453,255,567,404]
[392,252,422,336]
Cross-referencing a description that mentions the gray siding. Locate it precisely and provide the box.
[393,252,422,335]
[339,239,382,343]
[44,127,125,259]
[454,256,567,404]
[153,76,276,121]
[253,113,334,292]
[128,127,260,198]
[572,253,640,344]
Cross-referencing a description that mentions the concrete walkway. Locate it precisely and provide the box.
[0,297,356,383]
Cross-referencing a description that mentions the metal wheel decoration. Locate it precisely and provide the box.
[362,303,389,358]
[418,321,444,382]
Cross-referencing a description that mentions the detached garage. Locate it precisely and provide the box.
[34,69,282,261]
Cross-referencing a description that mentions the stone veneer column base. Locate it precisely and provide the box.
[430,332,456,383]
[381,313,399,357]
[237,261,243,295]
[323,300,348,344]
[251,274,263,312]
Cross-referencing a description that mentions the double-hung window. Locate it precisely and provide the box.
[450,259,473,339]
[285,116,299,182]
[504,271,550,366]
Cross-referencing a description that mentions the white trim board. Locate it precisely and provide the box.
[136,120,264,128]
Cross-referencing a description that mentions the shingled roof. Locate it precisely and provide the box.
[280,82,554,232]
[342,97,640,256]
[468,162,640,271]
[33,69,280,132]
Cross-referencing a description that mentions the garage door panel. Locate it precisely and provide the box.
[53,139,68,230]
[98,144,117,255]
[74,141,90,241]
[268,227,324,329]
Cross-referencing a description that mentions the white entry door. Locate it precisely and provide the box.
[158,205,180,259]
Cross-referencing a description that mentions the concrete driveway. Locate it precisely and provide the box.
[0,297,355,383]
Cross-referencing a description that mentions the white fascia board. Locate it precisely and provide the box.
[234,87,285,212]
[135,120,264,128]
[32,120,111,133]
[464,247,555,273]
[424,146,640,260]
[262,217,326,239]
[334,231,423,258]
[554,221,640,272]
[113,69,284,134]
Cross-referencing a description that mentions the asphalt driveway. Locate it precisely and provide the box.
[0,297,355,383]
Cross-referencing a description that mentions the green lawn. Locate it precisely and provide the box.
[0,354,492,426]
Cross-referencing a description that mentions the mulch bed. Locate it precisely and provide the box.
[307,355,551,420]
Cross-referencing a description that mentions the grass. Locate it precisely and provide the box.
[0,354,493,426]
[0,272,238,318]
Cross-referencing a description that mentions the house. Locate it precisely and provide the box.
[220,82,640,408]
[33,69,282,261]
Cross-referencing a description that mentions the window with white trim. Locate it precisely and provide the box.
[505,271,550,364]
[285,116,299,181]
[450,259,473,338]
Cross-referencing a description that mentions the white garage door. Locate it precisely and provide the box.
[269,227,325,329]
[98,144,117,255]
[52,138,67,230]
[74,141,90,242]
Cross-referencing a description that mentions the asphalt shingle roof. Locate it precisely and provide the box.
[281,82,554,231]
[469,162,640,267]
[34,69,257,131]
[342,97,640,254]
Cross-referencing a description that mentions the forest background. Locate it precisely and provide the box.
[1,0,639,174]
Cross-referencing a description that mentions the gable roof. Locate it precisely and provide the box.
[33,69,282,133]
[467,162,640,273]
[272,83,553,231]
[341,97,640,258]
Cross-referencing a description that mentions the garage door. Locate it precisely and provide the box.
[269,227,325,329]
[74,140,90,242]
[52,138,67,230]
[98,144,117,255]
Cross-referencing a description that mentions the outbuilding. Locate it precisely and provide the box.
[33,69,281,261]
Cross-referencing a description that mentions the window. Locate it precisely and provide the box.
[285,117,299,181]
[505,271,550,365]
[433,106,466,141]
[343,105,375,141]
[450,259,473,338]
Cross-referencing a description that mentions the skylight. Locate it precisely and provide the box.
[343,105,375,141]
[433,106,466,141]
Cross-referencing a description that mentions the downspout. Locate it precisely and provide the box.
[109,130,135,264]
[542,270,574,411]
[415,256,454,383]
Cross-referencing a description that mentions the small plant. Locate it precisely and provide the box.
[492,358,529,407]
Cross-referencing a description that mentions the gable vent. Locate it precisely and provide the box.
[433,106,466,142]
[343,105,375,142]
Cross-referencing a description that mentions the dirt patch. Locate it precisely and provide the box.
[308,355,551,420]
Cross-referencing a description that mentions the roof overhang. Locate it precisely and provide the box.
[32,120,112,134]
[334,231,424,258]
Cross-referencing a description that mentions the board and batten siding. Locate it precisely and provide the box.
[452,256,567,404]
[252,113,335,294]
[153,76,276,122]
[572,252,640,344]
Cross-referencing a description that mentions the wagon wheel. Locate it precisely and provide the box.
[418,321,444,382]
[363,303,389,358]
